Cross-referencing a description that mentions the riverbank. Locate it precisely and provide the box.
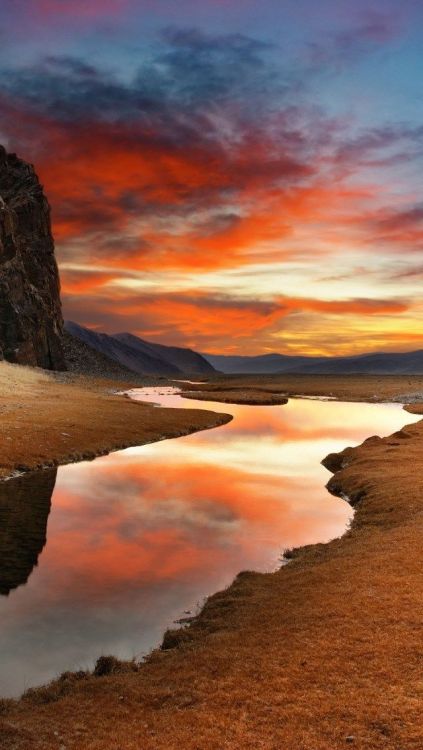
[1,380,423,748]
[181,388,288,405]
[0,362,232,480]
[177,372,423,405]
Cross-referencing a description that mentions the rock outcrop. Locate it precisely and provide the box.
[0,146,65,369]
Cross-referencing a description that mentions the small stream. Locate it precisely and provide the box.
[0,389,418,697]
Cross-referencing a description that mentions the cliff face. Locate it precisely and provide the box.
[0,146,65,369]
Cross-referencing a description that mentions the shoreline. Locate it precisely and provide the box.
[0,365,232,482]
[176,372,423,406]
[1,387,423,747]
[0,408,231,483]
[2,367,422,481]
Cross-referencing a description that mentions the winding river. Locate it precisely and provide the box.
[0,389,419,697]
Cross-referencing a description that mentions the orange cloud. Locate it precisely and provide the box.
[62,285,410,353]
[275,296,408,316]
[60,270,120,294]
[2,48,420,356]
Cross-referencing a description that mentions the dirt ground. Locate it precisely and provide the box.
[1,368,423,749]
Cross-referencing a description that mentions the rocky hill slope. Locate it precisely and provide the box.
[66,321,216,377]
[62,331,148,382]
[0,146,65,370]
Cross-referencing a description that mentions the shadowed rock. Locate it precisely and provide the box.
[0,469,56,595]
[0,146,65,369]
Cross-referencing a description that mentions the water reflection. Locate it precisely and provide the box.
[0,394,418,696]
[0,470,56,595]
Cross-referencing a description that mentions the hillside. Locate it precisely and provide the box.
[113,332,215,375]
[62,331,148,382]
[65,322,180,376]
[65,322,216,377]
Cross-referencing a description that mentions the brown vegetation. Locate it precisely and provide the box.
[0,362,231,480]
[182,388,288,405]
[1,381,423,748]
[178,372,423,404]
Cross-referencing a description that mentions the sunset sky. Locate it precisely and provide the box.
[1,0,423,355]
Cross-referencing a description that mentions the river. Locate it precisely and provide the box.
[0,389,418,696]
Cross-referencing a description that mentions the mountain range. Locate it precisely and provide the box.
[66,321,423,377]
[203,350,423,375]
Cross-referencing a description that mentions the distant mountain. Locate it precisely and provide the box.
[294,350,423,375]
[203,353,325,374]
[113,332,215,376]
[203,350,423,375]
[65,322,216,377]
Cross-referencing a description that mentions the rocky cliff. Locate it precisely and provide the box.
[0,146,65,369]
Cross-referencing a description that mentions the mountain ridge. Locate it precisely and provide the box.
[65,322,216,377]
[65,322,423,377]
[203,349,423,375]
[113,332,215,375]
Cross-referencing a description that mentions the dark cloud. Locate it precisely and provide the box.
[335,125,423,169]
[155,27,279,107]
[307,10,402,70]
[0,29,280,130]
[391,264,423,280]
[0,29,320,257]
[375,204,423,232]
[362,203,423,252]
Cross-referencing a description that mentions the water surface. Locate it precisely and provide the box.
[0,391,418,696]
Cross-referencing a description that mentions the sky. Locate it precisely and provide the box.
[1,0,423,355]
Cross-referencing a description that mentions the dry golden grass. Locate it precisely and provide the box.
[179,372,423,404]
[0,363,231,479]
[0,361,50,396]
[182,388,288,405]
[1,384,423,748]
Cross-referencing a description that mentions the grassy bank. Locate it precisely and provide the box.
[181,388,288,405]
[0,362,232,480]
